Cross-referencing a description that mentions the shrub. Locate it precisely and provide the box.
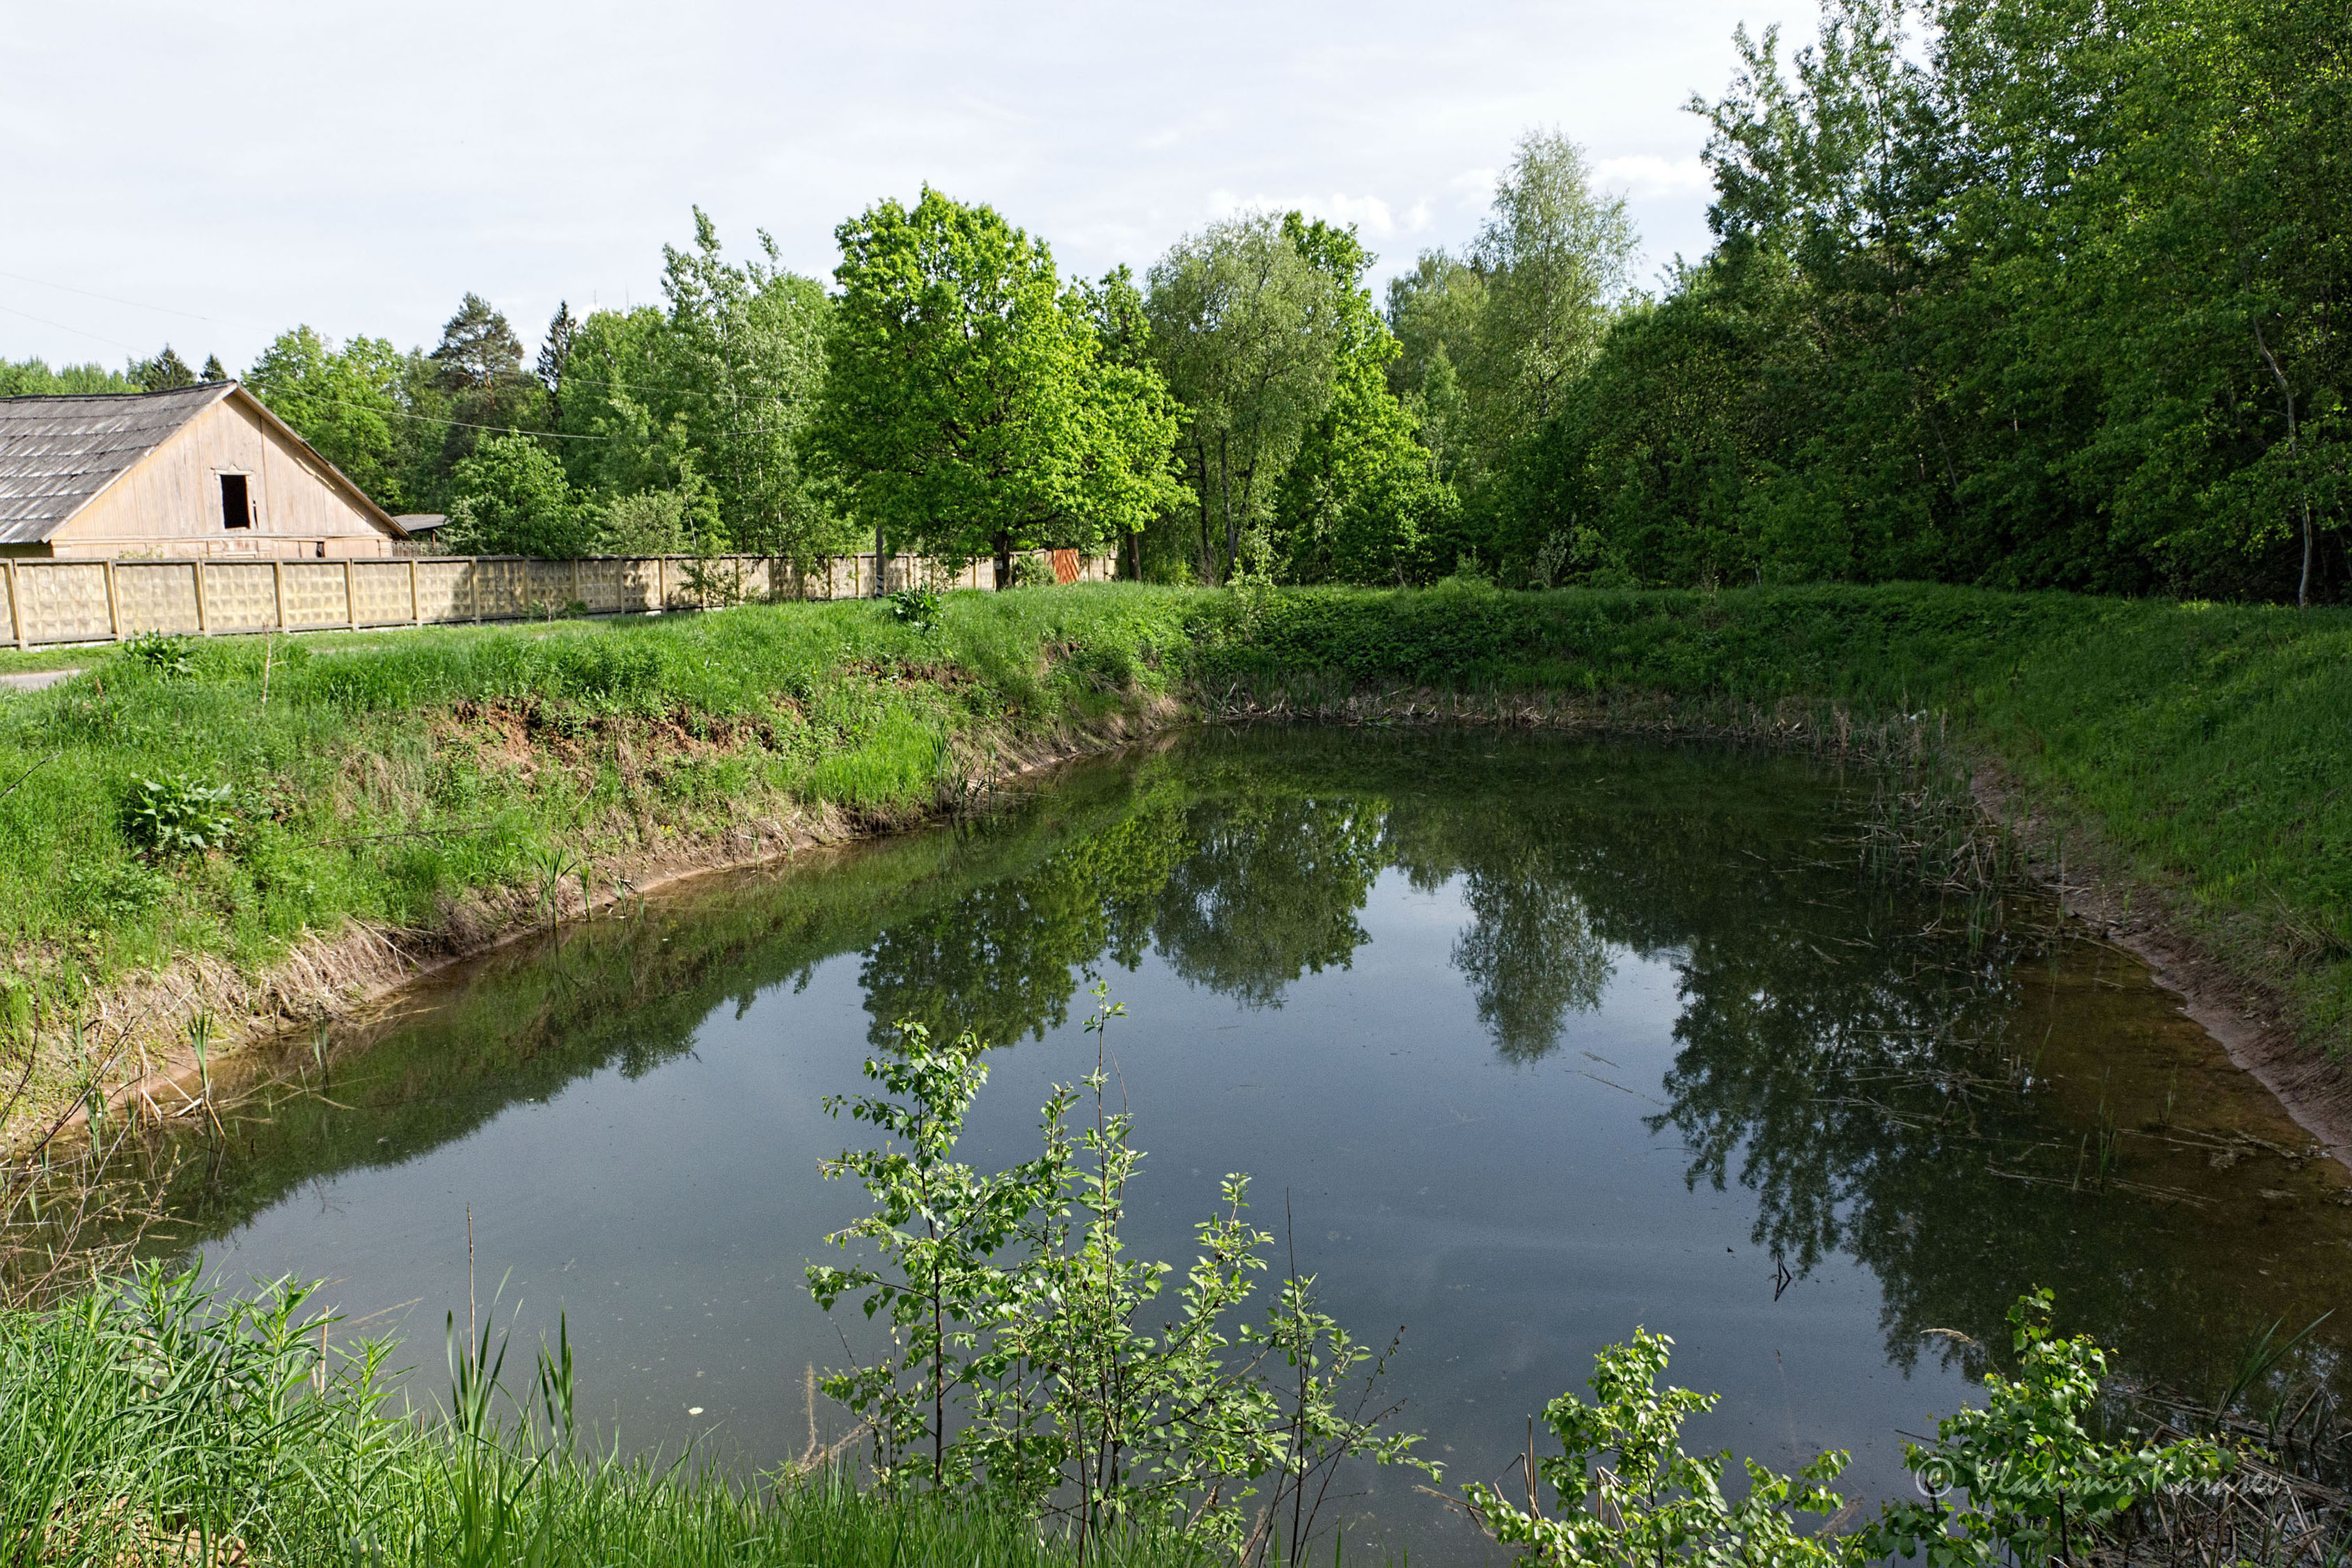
[1461,1329,1851,1568]
[120,632,196,678]
[808,989,1435,1556]
[888,586,942,632]
[1465,1289,2230,1568]
[123,774,236,855]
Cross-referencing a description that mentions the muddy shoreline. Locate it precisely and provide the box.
[1971,769,2352,1174]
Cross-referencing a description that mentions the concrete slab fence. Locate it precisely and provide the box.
[2,549,1112,648]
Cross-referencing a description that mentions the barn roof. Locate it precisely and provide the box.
[0,382,402,546]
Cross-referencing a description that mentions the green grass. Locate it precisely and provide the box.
[0,1267,1216,1568]
[2,581,2347,1145]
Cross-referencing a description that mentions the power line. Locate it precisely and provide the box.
[242,379,609,441]
[556,369,785,405]
[0,300,149,356]
[0,267,273,333]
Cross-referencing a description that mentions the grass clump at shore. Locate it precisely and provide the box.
[0,1267,1212,1568]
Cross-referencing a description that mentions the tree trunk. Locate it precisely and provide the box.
[1194,439,1215,584]
[2253,320,2314,607]
[993,530,1014,591]
[873,517,886,599]
[1218,432,1237,585]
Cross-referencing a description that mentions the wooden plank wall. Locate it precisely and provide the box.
[1,551,1116,648]
[49,398,401,560]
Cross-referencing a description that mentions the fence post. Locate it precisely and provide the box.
[343,560,358,629]
[5,560,22,649]
[271,560,288,631]
[409,558,421,625]
[102,559,123,641]
[192,560,209,634]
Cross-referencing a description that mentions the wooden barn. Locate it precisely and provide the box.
[0,382,407,559]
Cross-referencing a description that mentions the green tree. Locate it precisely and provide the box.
[1270,217,1458,583]
[808,187,1181,586]
[554,216,846,561]
[431,292,525,391]
[442,432,590,558]
[246,327,414,510]
[1494,0,2351,602]
[0,358,139,395]
[1072,266,1175,578]
[1147,214,1345,582]
[536,301,578,423]
[1384,253,1487,489]
[1464,132,1640,462]
[421,293,549,491]
[551,304,677,501]
[654,211,840,558]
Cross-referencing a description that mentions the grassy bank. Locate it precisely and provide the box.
[0,589,1196,1140]
[2,581,2347,1152]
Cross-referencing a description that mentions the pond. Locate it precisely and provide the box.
[143,726,2352,1560]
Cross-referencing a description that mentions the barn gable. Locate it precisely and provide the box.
[0,383,405,558]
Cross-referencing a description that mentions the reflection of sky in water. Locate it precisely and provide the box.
[173,731,2352,1564]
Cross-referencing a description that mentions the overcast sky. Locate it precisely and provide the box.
[2,1,1819,375]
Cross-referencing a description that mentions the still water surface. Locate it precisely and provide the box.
[156,728,2352,1558]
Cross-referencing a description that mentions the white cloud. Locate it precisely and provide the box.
[1593,155,1715,199]
[1450,168,1500,210]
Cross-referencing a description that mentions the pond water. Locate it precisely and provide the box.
[147,727,2352,1560]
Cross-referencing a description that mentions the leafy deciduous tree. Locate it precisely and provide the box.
[809,187,1182,588]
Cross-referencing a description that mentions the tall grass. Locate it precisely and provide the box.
[0,1266,1216,1568]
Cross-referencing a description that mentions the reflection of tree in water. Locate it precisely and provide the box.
[149,726,2351,1415]
[1652,915,2022,1276]
[860,792,1191,1044]
[858,742,1643,1059]
[1151,797,1387,1008]
[1449,852,1612,1062]
[851,728,2352,1411]
[858,787,1390,1036]
[1642,897,2352,1402]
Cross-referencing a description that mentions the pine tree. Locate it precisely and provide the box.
[200,354,228,383]
[430,293,524,391]
[537,301,578,421]
[130,345,196,390]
